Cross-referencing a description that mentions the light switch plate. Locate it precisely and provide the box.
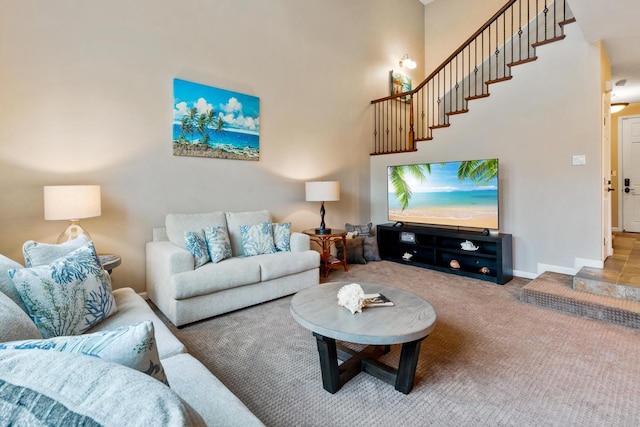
[572,155,586,165]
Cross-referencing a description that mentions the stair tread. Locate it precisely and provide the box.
[445,109,469,116]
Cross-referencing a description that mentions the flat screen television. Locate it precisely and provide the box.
[387,158,499,230]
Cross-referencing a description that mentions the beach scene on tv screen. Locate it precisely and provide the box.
[387,159,499,229]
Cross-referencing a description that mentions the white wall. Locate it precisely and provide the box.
[371,21,604,277]
[0,0,425,292]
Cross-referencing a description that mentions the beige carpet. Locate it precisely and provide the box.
[157,261,640,426]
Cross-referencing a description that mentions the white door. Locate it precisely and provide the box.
[602,95,613,259]
[622,116,640,232]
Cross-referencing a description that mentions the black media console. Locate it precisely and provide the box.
[377,223,513,284]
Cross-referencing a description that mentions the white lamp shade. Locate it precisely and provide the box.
[305,181,340,202]
[44,185,102,220]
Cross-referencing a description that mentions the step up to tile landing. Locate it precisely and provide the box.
[520,271,640,329]
[573,267,640,302]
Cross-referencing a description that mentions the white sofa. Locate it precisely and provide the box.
[0,253,264,426]
[146,210,320,327]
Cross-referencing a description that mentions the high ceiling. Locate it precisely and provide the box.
[420,0,640,104]
[568,0,640,104]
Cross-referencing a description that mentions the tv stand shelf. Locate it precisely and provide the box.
[377,224,513,284]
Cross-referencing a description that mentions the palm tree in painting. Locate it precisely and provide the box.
[178,108,198,143]
[179,107,224,145]
[389,163,431,210]
[389,159,497,210]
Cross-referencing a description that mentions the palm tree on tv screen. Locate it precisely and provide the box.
[390,159,497,210]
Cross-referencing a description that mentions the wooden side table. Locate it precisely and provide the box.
[303,229,348,278]
[99,254,121,274]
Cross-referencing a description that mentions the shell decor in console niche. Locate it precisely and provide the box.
[337,283,365,314]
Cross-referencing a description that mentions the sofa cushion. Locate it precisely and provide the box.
[253,251,321,282]
[166,212,226,248]
[204,225,232,263]
[0,350,205,426]
[335,237,367,265]
[163,353,264,427]
[22,235,91,267]
[171,257,261,300]
[9,242,117,338]
[0,290,42,342]
[363,236,382,262]
[345,222,374,237]
[184,230,210,268]
[272,222,291,252]
[225,210,271,256]
[240,222,276,256]
[0,321,167,385]
[0,254,28,313]
[89,288,186,360]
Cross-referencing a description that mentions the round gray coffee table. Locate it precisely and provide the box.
[290,282,436,394]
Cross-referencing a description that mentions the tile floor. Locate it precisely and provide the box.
[572,232,640,301]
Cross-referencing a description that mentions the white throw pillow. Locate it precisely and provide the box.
[0,320,167,385]
[22,235,90,267]
[0,350,205,426]
[239,222,276,256]
[9,242,117,338]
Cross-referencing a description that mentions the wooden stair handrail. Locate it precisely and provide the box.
[372,0,517,104]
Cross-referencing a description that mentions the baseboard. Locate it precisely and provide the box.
[574,257,603,269]
[537,263,577,276]
[513,269,537,279]
[536,257,603,277]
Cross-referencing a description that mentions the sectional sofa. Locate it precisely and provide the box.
[0,243,264,425]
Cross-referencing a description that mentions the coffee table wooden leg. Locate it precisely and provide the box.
[395,338,425,394]
[313,332,341,393]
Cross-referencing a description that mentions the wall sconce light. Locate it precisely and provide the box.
[305,181,340,235]
[44,185,102,243]
[611,102,629,114]
[399,53,417,70]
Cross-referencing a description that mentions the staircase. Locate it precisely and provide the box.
[370,0,575,155]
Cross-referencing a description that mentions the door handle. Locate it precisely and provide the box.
[607,187,615,192]
[625,188,631,193]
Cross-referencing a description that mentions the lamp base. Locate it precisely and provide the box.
[57,220,92,244]
[315,228,332,235]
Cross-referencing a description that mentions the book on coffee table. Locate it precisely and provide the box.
[363,293,394,307]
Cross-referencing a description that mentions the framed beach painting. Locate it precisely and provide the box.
[390,70,412,103]
[173,78,260,161]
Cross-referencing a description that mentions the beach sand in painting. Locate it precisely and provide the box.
[389,206,498,229]
[173,142,259,161]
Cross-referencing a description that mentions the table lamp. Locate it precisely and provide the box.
[305,181,340,234]
[44,185,102,243]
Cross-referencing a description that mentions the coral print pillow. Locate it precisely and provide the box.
[239,222,276,256]
[8,242,117,338]
[0,321,167,385]
[272,222,291,252]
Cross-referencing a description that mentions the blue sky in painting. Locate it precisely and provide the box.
[173,78,260,135]
[389,161,497,193]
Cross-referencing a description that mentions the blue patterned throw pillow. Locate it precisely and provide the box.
[8,242,117,338]
[204,225,232,263]
[0,321,168,385]
[272,222,291,252]
[184,230,210,268]
[239,221,276,257]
